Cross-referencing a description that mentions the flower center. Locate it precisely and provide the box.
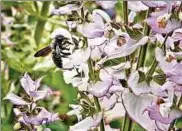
[117,36,126,47]
[157,13,171,29]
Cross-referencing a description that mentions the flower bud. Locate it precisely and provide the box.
[13,122,21,130]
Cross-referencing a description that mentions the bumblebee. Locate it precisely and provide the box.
[34,35,75,68]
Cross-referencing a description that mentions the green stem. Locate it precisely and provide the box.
[123,1,130,77]
[122,2,133,131]
[136,8,152,69]
[34,1,51,45]
[85,38,105,131]
[146,34,170,82]
[123,1,128,25]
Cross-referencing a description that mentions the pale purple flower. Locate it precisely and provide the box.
[145,100,182,124]
[88,62,129,97]
[96,1,117,9]
[63,63,89,91]
[172,28,182,45]
[78,9,111,39]
[122,90,169,131]
[146,12,181,34]
[69,112,102,131]
[4,93,30,105]
[4,73,52,105]
[99,35,148,64]
[155,48,182,85]
[20,73,52,101]
[23,108,59,126]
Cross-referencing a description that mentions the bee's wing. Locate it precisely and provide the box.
[34,46,52,57]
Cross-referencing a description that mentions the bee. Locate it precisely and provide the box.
[34,35,75,68]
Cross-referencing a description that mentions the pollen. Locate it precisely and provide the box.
[117,36,126,47]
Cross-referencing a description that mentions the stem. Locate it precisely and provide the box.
[34,1,51,45]
[146,34,170,82]
[122,2,133,131]
[136,8,152,69]
[85,38,105,131]
[123,1,130,77]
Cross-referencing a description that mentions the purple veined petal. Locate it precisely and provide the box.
[100,93,119,111]
[122,91,169,131]
[92,9,111,23]
[50,3,83,15]
[155,34,175,49]
[104,36,148,61]
[150,81,168,97]
[23,108,59,126]
[104,103,125,124]
[69,112,102,131]
[128,1,148,12]
[88,80,113,97]
[4,93,30,105]
[146,17,181,34]
[168,62,182,85]
[96,1,117,9]
[155,48,172,73]
[30,88,52,102]
[88,36,108,46]
[172,28,182,41]
[77,23,105,39]
[145,103,182,124]
[20,73,35,96]
[50,28,72,40]
[142,1,168,8]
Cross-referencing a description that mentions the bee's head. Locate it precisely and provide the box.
[55,35,64,40]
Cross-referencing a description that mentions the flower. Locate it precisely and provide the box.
[78,9,111,39]
[146,12,181,34]
[4,73,52,105]
[122,90,169,131]
[155,48,182,85]
[23,108,59,126]
[172,28,182,45]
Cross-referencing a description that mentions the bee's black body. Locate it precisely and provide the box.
[34,35,73,68]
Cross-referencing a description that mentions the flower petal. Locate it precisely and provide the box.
[69,112,102,131]
[4,93,29,105]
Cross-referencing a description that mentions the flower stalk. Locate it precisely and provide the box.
[136,8,152,69]
[34,1,51,45]
[84,37,105,131]
[122,1,133,131]
[146,33,170,83]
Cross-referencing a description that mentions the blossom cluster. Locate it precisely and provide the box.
[4,1,182,131]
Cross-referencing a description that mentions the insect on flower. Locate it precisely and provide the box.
[34,35,78,68]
